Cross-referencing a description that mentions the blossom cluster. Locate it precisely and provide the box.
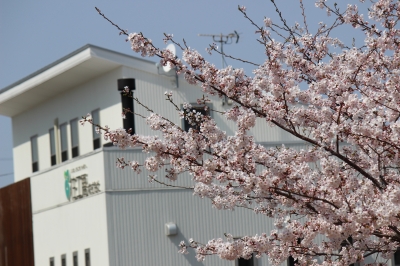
[90,0,400,265]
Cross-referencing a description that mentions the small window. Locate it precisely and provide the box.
[183,105,210,132]
[237,254,256,266]
[287,238,302,266]
[85,248,91,266]
[287,256,296,266]
[70,118,80,158]
[238,256,254,266]
[49,128,56,166]
[394,248,400,266]
[73,251,78,266]
[61,254,66,266]
[49,257,54,266]
[340,237,358,266]
[60,123,68,162]
[92,110,100,150]
[31,135,39,172]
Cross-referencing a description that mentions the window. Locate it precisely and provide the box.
[287,256,296,266]
[49,257,54,266]
[70,118,80,158]
[61,254,66,266]
[394,248,400,266]
[60,123,68,162]
[73,251,78,266]
[340,237,359,266]
[85,248,91,266]
[49,128,56,166]
[236,254,256,266]
[183,105,210,132]
[238,256,255,266]
[287,238,302,266]
[92,109,100,150]
[31,135,39,172]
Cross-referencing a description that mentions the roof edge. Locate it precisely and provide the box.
[0,44,156,95]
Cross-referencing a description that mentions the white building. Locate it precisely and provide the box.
[0,44,387,266]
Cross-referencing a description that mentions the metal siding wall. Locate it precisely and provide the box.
[106,189,282,266]
[103,67,341,265]
[124,66,300,143]
[0,178,34,266]
[104,143,309,191]
[130,68,188,138]
[104,148,194,190]
[262,142,308,150]
[103,142,312,266]
[103,141,311,265]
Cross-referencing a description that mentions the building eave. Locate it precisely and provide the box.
[0,44,156,117]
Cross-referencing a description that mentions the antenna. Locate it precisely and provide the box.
[198,31,240,68]
[198,31,240,105]
[156,43,178,88]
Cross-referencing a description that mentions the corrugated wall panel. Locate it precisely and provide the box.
[104,132,392,265]
[104,143,309,191]
[124,66,300,143]
[104,148,194,190]
[262,142,308,150]
[106,189,284,266]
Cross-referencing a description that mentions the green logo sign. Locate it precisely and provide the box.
[64,170,71,200]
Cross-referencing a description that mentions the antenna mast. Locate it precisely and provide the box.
[198,32,240,106]
[198,31,239,68]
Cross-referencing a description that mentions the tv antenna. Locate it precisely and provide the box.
[198,31,240,68]
[198,31,239,106]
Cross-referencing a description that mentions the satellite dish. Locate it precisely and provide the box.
[163,43,176,72]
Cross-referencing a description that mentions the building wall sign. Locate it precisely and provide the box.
[63,165,100,201]
[71,164,87,173]
[64,170,71,200]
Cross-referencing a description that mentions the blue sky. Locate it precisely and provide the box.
[0,0,365,188]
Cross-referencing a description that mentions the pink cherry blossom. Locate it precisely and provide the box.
[91,1,400,265]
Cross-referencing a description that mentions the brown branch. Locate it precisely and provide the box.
[151,176,194,190]
[95,7,129,36]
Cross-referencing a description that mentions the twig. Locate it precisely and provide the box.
[151,176,194,190]
[299,0,309,34]
[210,45,260,66]
[95,7,129,36]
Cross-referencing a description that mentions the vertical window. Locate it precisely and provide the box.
[49,128,56,166]
[183,105,210,132]
[85,248,91,266]
[61,254,66,266]
[60,123,68,162]
[92,109,100,150]
[287,256,296,266]
[340,237,357,266]
[73,251,78,266]
[287,238,302,266]
[395,248,400,266]
[49,257,54,266]
[31,135,39,172]
[70,118,80,158]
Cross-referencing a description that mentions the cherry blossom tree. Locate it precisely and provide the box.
[87,1,400,265]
